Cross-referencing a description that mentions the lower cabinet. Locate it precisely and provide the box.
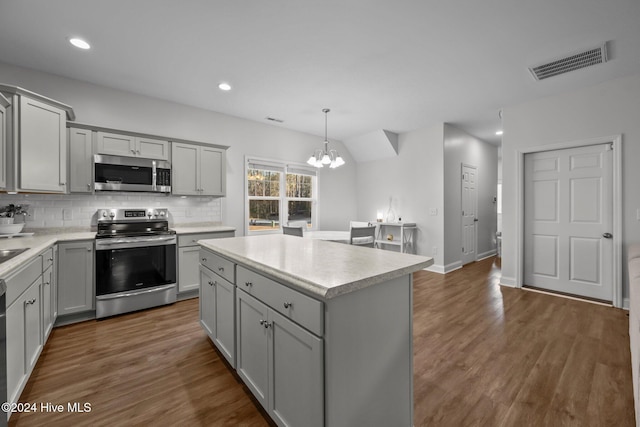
[200,264,236,367]
[236,289,323,427]
[42,264,54,339]
[57,240,94,316]
[178,231,235,294]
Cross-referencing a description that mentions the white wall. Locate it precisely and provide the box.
[501,72,640,302]
[356,124,445,268]
[443,124,498,268]
[0,62,358,233]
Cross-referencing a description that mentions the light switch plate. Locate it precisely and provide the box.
[429,208,438,216]
[63,208,72,221]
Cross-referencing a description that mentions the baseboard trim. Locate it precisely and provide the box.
[444,261,462,273]
[623,297,630,310]
[500,276,517,287]
[477,250,497,261]
[425,265,445,274]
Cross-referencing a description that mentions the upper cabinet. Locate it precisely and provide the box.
[68,127,93,193]
[0,85,75,193]
[96,131,169,160]
[0,93,9,189]
[172,142,226,196]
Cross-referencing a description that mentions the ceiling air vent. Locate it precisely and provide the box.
[265,116,284,123]
[528,43,608,81]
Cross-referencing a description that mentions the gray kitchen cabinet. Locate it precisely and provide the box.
[236,288,323,427]
[68,127,94,193]
[178,231,235,294]
[5,254,44,407]
[199,247,236,367]
[42,246,57,339]
[0,93,9,189]
[172,142,226,196]
[0,85,75,193]
[57,240,94,315]
[96,131,169,160]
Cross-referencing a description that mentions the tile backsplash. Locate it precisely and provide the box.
[1,193,222,228]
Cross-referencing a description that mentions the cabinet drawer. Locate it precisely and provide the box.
[179,232,234,247]
[6,255,42,307]
[237,266,323,336]
[200,249,235,283]
[42,247,54,271]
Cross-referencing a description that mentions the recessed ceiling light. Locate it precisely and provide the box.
[69,37,91,50]
[218,82,232,91]
[495,130,504,136]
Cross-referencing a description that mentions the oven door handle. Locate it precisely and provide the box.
[95,236,177,249]
[96,284,176,301]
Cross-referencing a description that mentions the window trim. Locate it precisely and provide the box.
[245,156,319,235]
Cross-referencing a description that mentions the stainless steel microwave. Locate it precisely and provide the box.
[94,154,171,193]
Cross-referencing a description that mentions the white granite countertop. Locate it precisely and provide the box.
[171,224,236,234]
[0,230,95,278]
[0,224,235,279]
[199,234,433,300]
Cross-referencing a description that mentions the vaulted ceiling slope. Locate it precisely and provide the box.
[0,0,638,146]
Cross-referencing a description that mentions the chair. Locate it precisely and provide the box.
[283,225,304,237]
[349,221,370,228]
[349,225,376,248]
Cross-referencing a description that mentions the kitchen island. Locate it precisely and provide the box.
[198,234,433,427]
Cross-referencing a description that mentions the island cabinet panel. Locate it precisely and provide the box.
[237,265,323,336]
[236,287,323,427]
[236,289,270,408]
[199,264,236,367]
[269,309,323,427]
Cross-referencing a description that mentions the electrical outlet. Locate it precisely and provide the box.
[432,246,438,256]
[429,208,438,216]
[63,208,72,221]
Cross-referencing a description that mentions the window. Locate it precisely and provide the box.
[246,159,317,234]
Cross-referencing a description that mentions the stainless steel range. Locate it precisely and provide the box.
[95,208,177,318]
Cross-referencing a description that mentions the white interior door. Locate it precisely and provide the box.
[461,164,477,265]
[524,143,613,301]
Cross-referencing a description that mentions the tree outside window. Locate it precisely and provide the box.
[247,161,317,233]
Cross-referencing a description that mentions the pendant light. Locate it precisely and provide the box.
[306,108,345,169]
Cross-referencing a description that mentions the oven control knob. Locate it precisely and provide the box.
[109,211,115,219]
[102,211,107,217]
[154,210,159,217]
[159,211,165,217]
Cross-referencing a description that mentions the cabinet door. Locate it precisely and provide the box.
[24,279,43,371]
[269,310,324,427]
[172,142,200,195]
[19,96,66,192]
[214,275,236,367]
[199,266,216,337]
[200,146,225,196]
[7,294,26,405]
[58,241,94,315]
[68,127,93,193]
[0,102,6,188]
[179,246,201,293]
[96,131,136,157]
[236,289,269,409]
[42,265,53,339]
[136,136,169,160]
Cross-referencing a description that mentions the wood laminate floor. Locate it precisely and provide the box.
[9,257,635,426]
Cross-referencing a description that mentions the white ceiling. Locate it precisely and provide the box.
[0,0,639,146]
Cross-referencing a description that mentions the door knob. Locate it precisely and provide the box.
[603,233,613,239]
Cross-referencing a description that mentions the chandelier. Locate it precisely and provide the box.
[306,108,345,169]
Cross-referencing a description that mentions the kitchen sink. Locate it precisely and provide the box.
[0,248,30,264]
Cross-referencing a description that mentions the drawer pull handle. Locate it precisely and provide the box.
[264,321,272,329]
[283,302,292,309]
[208,281,214,286]
[45,281,50,286]
[245,282,252,287]
[202,258,207,262]
[25,298,36,305]
[48,258,53,262]
[259,319,265,325]
[218,267,224,272]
